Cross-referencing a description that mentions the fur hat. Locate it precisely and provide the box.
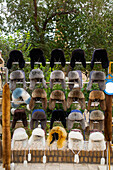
[70,49,86,68]
[91,49,109,69]
[12,88,31,108]
[9,70,26,91]
[68,129,84,150]
[7,50,25,69]
[29,48,46,69]
[67,110,85,130]
[87,71,106,91]
[50,70,66,89]
[90,110,104,120]
[11,128,28,149]
[29,88,47,110]
[49,90,67,111]
[30,109,47,130]
[28,127,45,146]
[68,70,82,90]
[67,88,86,109]
[50,109,66,129]
[29,68,47,90]
[88,131,106,151]
[87,90,106,111]
[12,109,28,129]
[50,49,66,68]
[47,126,67,148]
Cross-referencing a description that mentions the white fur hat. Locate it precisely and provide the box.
[11,128,28,149]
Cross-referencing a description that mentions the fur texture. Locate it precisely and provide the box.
[67,88,86,109]
[49,90,67,111]
[70,49,86,68]
[7,50,25,69]
[29,48,46,69]
[91,49,109,69]
[47,126,67,148]
[50,49,65,68]
[29,88,47,110]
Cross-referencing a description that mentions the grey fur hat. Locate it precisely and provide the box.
[67,110,85,130]
[90,110,104,120]
[50,70,66,89]
[29,88,47,110]
[87,71,106,91]
[29,68,47,90]
[68,70,82,90]
[67,88,86,110]
[49,90,67,111]
[9,70,26,91]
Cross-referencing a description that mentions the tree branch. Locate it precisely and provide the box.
[43,9,77,31]
[33,0,39,32]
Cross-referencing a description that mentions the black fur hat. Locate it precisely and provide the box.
[50,109,66,129]
[50,49,66,68]
[91,49,109,69]
[70,49,86,68]
[29,48,46,69]
[7,50,25,69]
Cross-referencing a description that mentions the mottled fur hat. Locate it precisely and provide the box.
[87,71,106,91]
[90,110,104,120]
[87,90,106,111]
[47,126,67,148]
[12,109,28,129]
[67,88,86,109]
[50,70,66,89]
[7,50,25,69]
[70,49,86,68]
[29,48,46,69]
[29,88,47,110]
[91,49,109,69]
[9,70,26,91]
[68,70,82,90]
[29,68,47,90]
[49,90,67,111]
[67,110,85,130]
[30,109,47,130]
[50,49,66,68]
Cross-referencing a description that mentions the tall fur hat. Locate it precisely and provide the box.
[87,71,106,91]
[12,109,28,129]
[29,68,47,90]
[50,109,66,129]
[11,128,28,149]
[68,129,84,150]
[88,131,106,151]
[7,50,25,69]
[28,127,45,146]
[47,126,67,148]
[50,49,66,68]
[49,90,67,111]
[67,88,86,109]
[70,49,86,68]
[29,48,46,69]
[30,109,47,130]
[91,49,109,69]
[29,88,47,110]
[87,90,106,111]
[68,70,82,90]
[90,110,104,120]
[12,88,31,108]
[9,70,26,91]
[67,110,85,130]
[50,70,66,89]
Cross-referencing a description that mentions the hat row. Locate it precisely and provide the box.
[7,48,109,69]
[9,69,106,91]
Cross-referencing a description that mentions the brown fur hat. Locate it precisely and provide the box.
[67,88,86,109]
[29,88,47,110]
[50,70,66,89]
[90,110,104,120]
[47,126,67,148]
[87,90,106,111]
[49,90,67,111]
